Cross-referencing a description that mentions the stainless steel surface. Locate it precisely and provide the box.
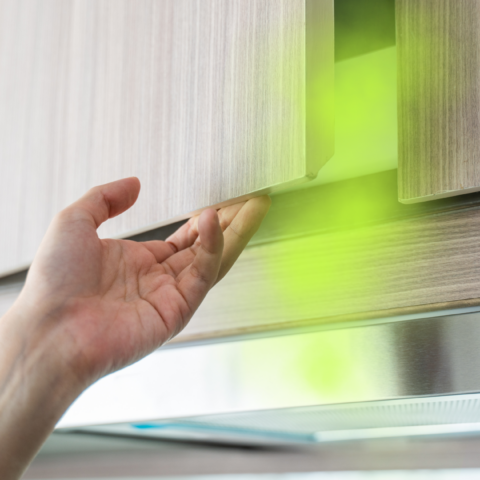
[75,393,480,445]
[60,311,480,435]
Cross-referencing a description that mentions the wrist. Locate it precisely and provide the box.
[0,303,87,478]
[0,300,88,406]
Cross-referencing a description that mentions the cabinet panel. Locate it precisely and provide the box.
[397,0,480,203]
[0,0,334,275]
[3,171,480,345]
[180,203,480,343]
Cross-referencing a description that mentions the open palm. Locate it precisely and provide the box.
[18,178,270,385]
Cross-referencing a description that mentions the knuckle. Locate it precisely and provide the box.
[219,218,229,231]
[55,206,79,224]
[229,224,245,240]
[190,265,210,284]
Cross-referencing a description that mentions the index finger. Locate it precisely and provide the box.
[177,209,224,314]
[217,196,271,283]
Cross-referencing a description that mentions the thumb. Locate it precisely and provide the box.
[67,177,141,229]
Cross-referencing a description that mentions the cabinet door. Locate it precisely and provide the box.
[397,0,480,203]
[0,0,334,276]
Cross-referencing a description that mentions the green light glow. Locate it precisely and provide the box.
[239,48,406,401]
[239,328,391,404]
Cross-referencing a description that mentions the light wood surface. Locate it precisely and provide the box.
[397,0,480,203]
[3,171,480,344]
[0,0,334,276]
[180,205,480,343]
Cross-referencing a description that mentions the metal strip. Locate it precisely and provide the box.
[59,311,480,431]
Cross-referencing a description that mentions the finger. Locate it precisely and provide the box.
[165,217,200,253]
[160,203,246,278]
[172,202,247,282]
[217,196,271,282]
[142,240,178,264]
[217,202,246,231]
[178,209,224,312]
[165,201,247,254]
[161,247,197,278]
[65,177,141,229]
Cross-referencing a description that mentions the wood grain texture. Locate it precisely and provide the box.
[0,0,334,275]
[178,207,480,343]
[3,170,480,344]
[397,0,480,203]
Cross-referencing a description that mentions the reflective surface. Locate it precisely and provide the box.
[60,310,480,433]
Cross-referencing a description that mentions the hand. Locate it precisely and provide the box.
[16,177,271,385]
[0,178,270,479]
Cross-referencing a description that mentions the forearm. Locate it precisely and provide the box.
[0,305,85,480]
[0,184,269,479]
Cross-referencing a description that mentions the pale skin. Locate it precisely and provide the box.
[0,177,271,480]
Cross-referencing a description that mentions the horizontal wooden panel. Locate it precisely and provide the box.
[3,171,480,345]
[180,204,480,343]
[397,0,480,203]
[0,0,334,275]
[252,170,480,246]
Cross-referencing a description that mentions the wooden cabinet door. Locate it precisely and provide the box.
[0,0,334,276]
[397,0,480,203]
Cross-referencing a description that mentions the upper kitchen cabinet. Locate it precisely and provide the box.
[0,0,334,276]
[397,0,480,203]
